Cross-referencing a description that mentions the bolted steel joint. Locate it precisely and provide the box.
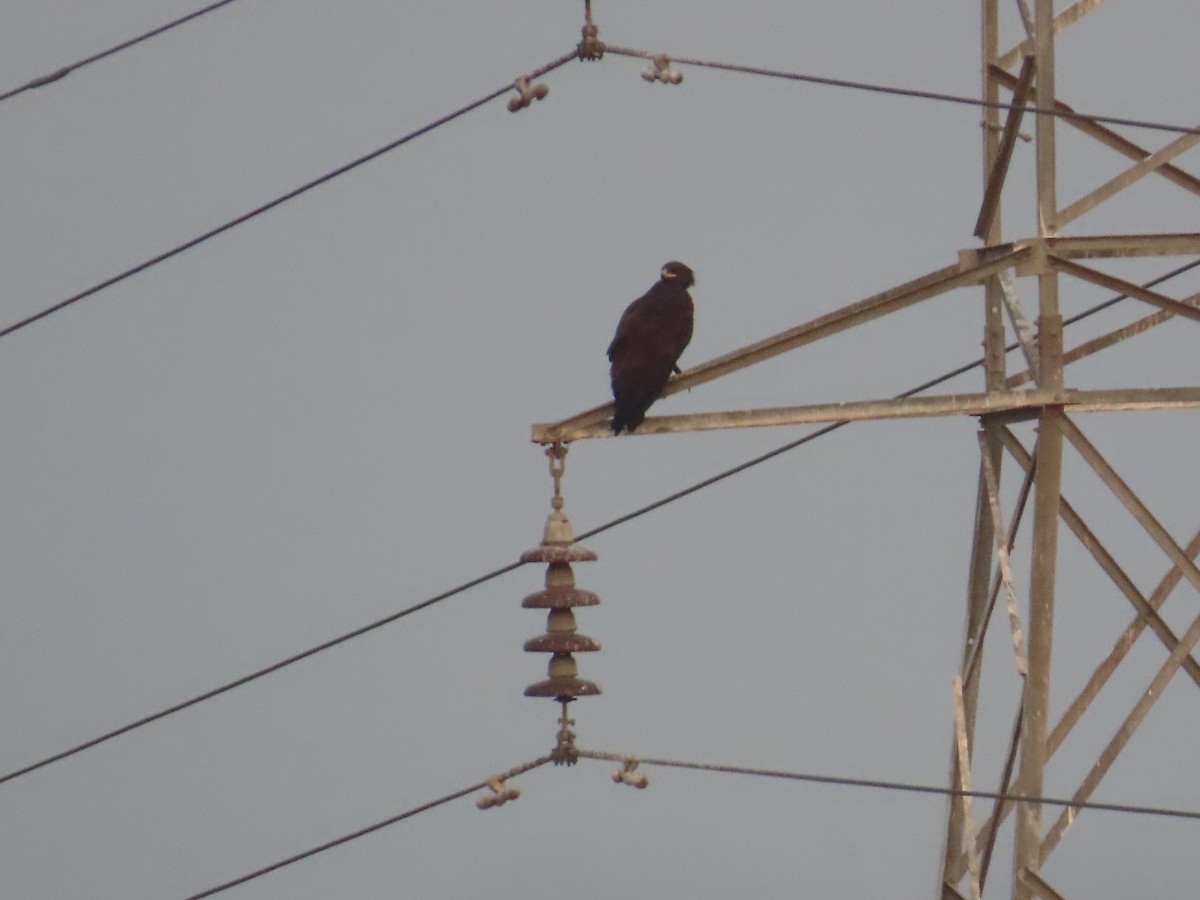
[577,23,604,61]
[551,701,580,766]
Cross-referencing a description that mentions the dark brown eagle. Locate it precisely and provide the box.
[607,261,695,434]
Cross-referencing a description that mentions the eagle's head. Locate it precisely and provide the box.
[660,261,695,288]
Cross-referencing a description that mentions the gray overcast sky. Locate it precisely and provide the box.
[2,2,1198,898]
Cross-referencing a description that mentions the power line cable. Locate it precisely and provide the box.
[577,749,1200,822]
[5,39,1193,341]
[6,16,1195,882]
[1058,257,1200,327]
[1,258,1194,790]
[0,561,527,787]
[0,49,577,342]
[180,754,553,900]
[0,1,242,104]
[605,45,1200,136]
[181,743,1200,898]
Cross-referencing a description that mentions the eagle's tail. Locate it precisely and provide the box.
[610,405,645,434]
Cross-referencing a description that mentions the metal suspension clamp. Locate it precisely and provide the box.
[579,0,603,59]
[551,700,580,766]
[578,22,604,61]
[508,75,550,113]
[476,776,521,810]
[641,54,683,85]
[612,758,649,789]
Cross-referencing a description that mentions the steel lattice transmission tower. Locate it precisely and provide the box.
[939,3,1200,898]
[534,3,1199,897]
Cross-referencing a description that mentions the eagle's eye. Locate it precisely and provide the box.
[662,268,675,279]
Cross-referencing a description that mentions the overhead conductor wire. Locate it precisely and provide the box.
[4,5,1200,790]
[2,258,1196,789]
[0,1,242,104]
[603,44,1200,136]
[3,43,1199,340]
[6,15,1198,893]
[180,755,554,900]
[575,750,1200,822]
[183,747,1200,898]
[0,48,577,341]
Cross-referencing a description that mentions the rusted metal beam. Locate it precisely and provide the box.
[1049,529,1200,754]
[1012,395,1062,898]
[964,437,1036,688]
[1014,0,1035,38]
[975,55,1036,238]
[1047,256,1200,323]
[942,453,1000,892]
[990,65,1200,198]
[998,0,1108,69]
[1015,9,1061,881]
[1062,417,1200,597]
[1007,290,1200,388]
[941,11,1010,885]
[944,431,1029,900]
[996,272,1040,404]
[533,387,1200,442]
[979,433,1029,676]
[957,57,1015,866]
[984,277,1008,387]
[998,429,1200,724]
[535,251,1031,439]
[981,0,1003,216]
[1043,420,1200,860]
[979,697,1023,893]
[534,238,1196,441]
[1034,233,1200,260]
[1040,597,1200,863]
[1018,869,1067,900]
[952,676,983,900]
[950,432,1200,876]
[1033,0,1057,239]
[1058,126,1200,227]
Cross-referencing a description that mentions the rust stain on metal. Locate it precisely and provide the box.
[520,544,598,564]
[522,586,600,608]
[523,633,602,653]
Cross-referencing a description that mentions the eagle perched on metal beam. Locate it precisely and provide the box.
[607,261,695,434]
